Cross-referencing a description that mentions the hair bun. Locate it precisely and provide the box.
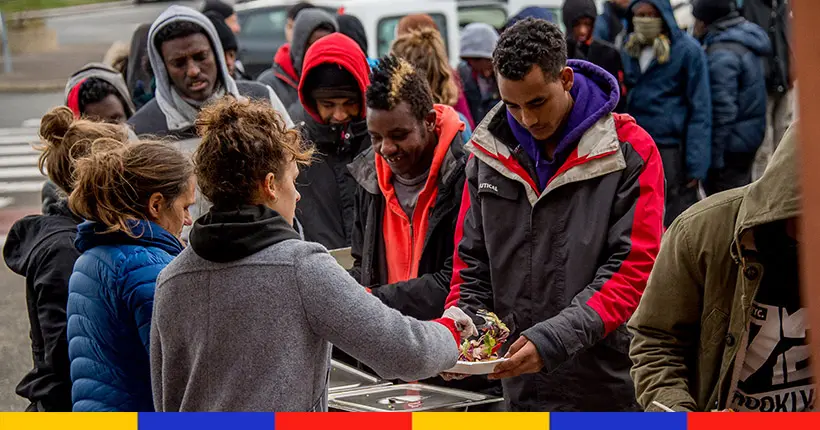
[39,106,74,148]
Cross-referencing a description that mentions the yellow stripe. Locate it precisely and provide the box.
[413,412,549,430]
[0,413,137,430]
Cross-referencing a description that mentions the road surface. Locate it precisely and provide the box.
[49,1,199,46]
[0,1,202,411]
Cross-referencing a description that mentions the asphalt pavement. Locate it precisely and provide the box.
[0,1,199,411]
[49,1,199,46]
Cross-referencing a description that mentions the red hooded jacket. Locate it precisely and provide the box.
[298,33,371,123]
[273,44,299,88]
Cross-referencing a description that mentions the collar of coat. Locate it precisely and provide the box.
[469,102,626,206]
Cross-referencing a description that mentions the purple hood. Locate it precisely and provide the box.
[507,59,620,190]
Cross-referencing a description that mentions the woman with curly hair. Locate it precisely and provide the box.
[150,97,475,412]
[391,27,475,134]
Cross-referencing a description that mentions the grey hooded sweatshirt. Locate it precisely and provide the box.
[129,5,292,139]
[151,205,459,411]
[64,63,136,118]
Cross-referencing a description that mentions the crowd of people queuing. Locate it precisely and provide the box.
[2,0,810,414]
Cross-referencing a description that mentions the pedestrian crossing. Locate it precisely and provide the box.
[0,126,46,197]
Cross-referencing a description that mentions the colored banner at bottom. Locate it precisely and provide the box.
[1,411,819,430]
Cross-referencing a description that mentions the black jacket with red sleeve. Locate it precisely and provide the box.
[446,102,665,411]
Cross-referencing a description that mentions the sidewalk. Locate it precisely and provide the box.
[0,43,110,92]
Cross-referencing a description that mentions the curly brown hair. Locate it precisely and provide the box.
[36,106,130,194]
[69,139,194,237]
[194,97,314,208]
[391,27,459,106]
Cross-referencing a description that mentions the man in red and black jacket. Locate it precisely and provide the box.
[291,33,371,250]
[446,18,665,411]
[563,0,627,112]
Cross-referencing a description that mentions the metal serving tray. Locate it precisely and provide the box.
[329,360,392,394]
[328,383,503,412]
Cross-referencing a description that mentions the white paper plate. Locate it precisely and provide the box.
[445,358,508,375]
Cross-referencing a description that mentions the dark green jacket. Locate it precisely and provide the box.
[628,123,800,411]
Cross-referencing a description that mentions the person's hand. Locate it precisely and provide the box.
[442,307,478,339]
[488,336,543,380]
[685,179,699,189]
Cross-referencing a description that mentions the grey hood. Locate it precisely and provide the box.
[65,63,136,118]
[291,9,338,78]
[147,5,242,131]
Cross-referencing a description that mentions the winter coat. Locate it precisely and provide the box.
[742,0,793,94]
[446,60,665,411]
[594,1,629,49]
[457,62,500,125]
[3,200,81,412]
[67,220,183,411]
[622,0,713,181]
[151,205,460,411]
[566,38,627,113]
[128,6,292,139]
[126,23,153,110]
[257,44,300,110]
[348,106,466,321]
[703,16,771,167]
[629,124,800,412]
[65,63,136,119]
[292,33,372,249]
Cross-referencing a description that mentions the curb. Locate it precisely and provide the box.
[7,1,133,20]
[0,79,65,93]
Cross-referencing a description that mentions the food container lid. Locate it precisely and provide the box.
[328,383,503,412]
[329,360,391,394]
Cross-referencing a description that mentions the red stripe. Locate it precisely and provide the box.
[585,114,665,334]
[445,162,474,309]
[471,143,539,194]
[432,317,461,346]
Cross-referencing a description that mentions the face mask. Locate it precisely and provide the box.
[633,17,663,41]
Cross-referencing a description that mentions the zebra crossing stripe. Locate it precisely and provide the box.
[0,135,38,145]
[0,145,38,156]
[0,181,46,193]
[0,167,45,180]
[0,155,40,167]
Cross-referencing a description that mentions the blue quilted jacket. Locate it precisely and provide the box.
[67,220,183,412]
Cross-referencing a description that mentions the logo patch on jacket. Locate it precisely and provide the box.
[479,182,499,193]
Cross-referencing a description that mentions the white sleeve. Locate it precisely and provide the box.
[267,85,294,128]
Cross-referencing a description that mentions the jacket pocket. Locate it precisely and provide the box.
[700,308,730,346]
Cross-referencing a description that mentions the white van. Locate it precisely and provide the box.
[235,0,461,75]
[507,0,564,28]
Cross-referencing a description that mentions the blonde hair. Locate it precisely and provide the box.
[36,106,130,194]
[69,140,194,237]
[391,27,459,106]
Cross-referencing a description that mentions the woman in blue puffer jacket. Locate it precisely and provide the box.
[66,140,196,411]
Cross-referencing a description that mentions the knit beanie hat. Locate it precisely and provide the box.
[202,0,234,20]
[460,23,499,60]
[562,0,598,31]
[692,0,738,26]
[205,11,238,52]
[304,63,360,100]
